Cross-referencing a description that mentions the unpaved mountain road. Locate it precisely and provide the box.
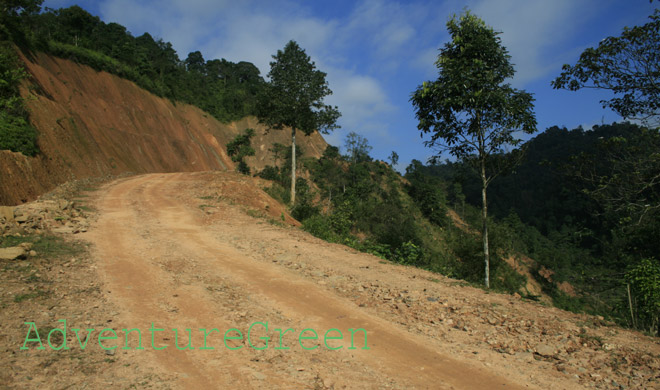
[83,172,658,389]
[88,172,525,389]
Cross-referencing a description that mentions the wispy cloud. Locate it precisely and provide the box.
[43,0,647,166]
[471,0,593,86]
[94,0,399,149]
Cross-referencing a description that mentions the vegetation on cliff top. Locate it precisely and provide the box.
[0,1,266,157]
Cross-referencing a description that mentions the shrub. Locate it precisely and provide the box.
[302,214,337,242]
[264,183,290,205]
[226,128,255,174]
[0,42,38,156]
[0,112,38,156]
[392,241,423,265]
[236,160,250,175]
[258,165,280,181]
[626,258,660,335]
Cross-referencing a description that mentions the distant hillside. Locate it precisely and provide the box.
[0,50,326,205]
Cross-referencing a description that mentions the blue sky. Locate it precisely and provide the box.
[43,0,657,170]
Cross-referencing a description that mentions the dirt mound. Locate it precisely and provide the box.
[0,50,327,205]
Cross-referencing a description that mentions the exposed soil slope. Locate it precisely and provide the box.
[0,51,327,205]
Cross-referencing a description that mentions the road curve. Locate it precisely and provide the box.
[86,172,534,389]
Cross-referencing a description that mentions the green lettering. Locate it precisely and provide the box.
[173,328,194,350]
[274,327,294,350]
[299,328,318,350]
[223,328,243,350]
[324,328,343,350]
[21,322,45,350]
[348,328,370,350]
[150,323,166,351]
[248,321,269,350]
[48,319,69,350]
[199,328,219,350]
[71,328,95,350]
[122,328,144,350]
[98,328,118,350]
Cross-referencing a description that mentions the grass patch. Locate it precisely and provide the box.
[245,209,263,219]
[24,273,41,283]
[243,208,287,227]
[76,205,96,213]
[0,235,33,248]
[0,234,85,259]
[14,289,50,302]
[33,235,86,259]
[266,218,286,227]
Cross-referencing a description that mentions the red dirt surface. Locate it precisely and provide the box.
[0,51,326,205]
[83,172,660,389]
[2,172,659,389]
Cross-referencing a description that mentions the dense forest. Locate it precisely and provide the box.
[1,1,263,150]
[413,123,659,330]
[1,2,658,335]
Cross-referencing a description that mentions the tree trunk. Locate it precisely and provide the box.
[627,283,637,329]
[290,127,296,205]
[478,125,490,289]
[481,157,490,289]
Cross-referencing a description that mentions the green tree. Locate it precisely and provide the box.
[344,131,372,163]
[405,160,449,227]
[411,11,536,288]
[0,0,43,42]
[184,51,205,74]
[257,40,340,205]
[388,151,399,167]
[1,0,42,16]
[552,9,660,127]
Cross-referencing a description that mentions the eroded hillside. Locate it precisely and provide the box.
[0,50,326,205]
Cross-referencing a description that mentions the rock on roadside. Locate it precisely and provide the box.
[0,246,26,260]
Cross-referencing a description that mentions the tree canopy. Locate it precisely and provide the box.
[344,131,372,163]
[553,9,660,127]
[257,40,340,136]
[411,11,536,162]
[257,40,340,204]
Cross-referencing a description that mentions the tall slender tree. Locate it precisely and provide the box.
[257,40,340,205]
[411,11,536,288]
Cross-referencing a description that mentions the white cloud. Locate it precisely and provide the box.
[95,0,397,148]
[324,69,397,146]
[49,0,619,161]
[204,12,340,77]
[470,0,593,86]
[339,0,431,73]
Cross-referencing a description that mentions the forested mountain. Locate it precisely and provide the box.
[14,4,264,123]
[413,122,659,332]
[426,122,659,262]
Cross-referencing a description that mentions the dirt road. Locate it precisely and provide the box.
[83,172,659,389]
[85,172,529,389]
